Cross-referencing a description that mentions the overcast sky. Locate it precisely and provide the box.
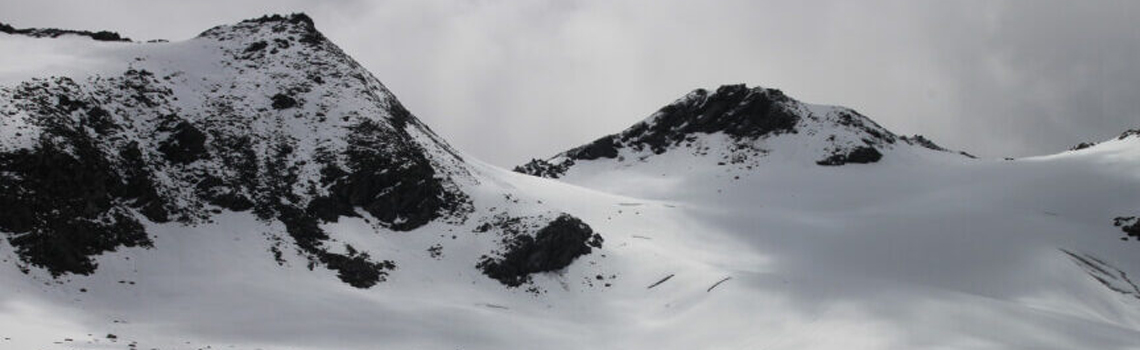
[2,0,1138,166]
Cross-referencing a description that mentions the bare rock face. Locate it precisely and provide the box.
[0,14,472,287]
[478,214,604,287]
[1115,216,1140,241]
[513,158,575,179]
[0,21,131,42]
[816,146,883,166]
[0,136,154,276]
[566,84,801,161]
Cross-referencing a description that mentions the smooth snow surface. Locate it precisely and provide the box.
[3,25,1140,350]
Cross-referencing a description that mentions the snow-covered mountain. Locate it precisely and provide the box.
[515,83,973,179]
[2,14,1140,350]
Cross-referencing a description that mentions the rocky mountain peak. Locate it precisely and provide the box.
[197,13,321,44]
[619,84,800,152]
[516,83,959,178]
[0,13,474,288]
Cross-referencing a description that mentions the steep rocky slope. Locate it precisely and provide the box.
[0,14,599,289]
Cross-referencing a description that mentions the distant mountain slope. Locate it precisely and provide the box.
[516,84,971,178]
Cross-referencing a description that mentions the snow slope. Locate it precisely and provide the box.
[2,14,1140,350]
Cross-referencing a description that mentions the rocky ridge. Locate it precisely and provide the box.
[1,21,131,42]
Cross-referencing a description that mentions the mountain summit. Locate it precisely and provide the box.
[0,14,476,286]
[0,14,610,290]
[516,84,970,178]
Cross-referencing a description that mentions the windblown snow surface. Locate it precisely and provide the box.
[2,15,1140,350]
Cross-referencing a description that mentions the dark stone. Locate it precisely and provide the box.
[1114,216,1139,239]
[1118,129,1140,140]
[89,31,124,41]
[0,140,152,276]
[276,205,395,288]
[85,107,115,134]
[558,84,799,161]
[246,13,315,29]
[902,134,947,152]
[319,252,395,288]
[244,41,268,53]
[816,146,883,166]
[196,176,254,212]
[1070,142,1097,151]
[478,214,603,287]
[157,120,208,164]
[514,158,574,178]
[0,22,131,42]
[119,142,170,222]
[568,136,620,160]
[314,119,458,231]
[271,93,297,109]
[614,84,799,155]
[273,38,291,49]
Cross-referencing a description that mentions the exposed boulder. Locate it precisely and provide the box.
[270,93,297,110]
[1114,216,1139,240]
[817,146,883,166]
[478,214,603,287]
[157,120,208,164]
[514,158,574,179]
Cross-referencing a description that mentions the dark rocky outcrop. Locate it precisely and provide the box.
[309,118,468,231]
[0,77,172,276]
[244,41,269,53]
[1114,216,1139,240]
[270,93,297,110]
[900,134,973,158]
[0,140,154,276]
[1070,142,1097,151]
[0,22,130,42]
[0,14,472,287]
[516,84,801,177]
[572,84,798,159]
[816,146,883,166]
[515,84,933,177]
[1118,129,1140,140]
[157,120,208,164]
[1065,128,1139,152]
[478,214,603,287]
[513,158,575,179]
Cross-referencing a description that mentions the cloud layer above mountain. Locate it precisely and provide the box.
[3,0,1138,165]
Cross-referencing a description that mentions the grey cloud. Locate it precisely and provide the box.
[1,0,1136,165]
